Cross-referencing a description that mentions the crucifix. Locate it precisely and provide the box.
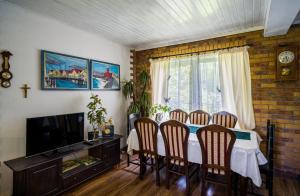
[20,84,31,98]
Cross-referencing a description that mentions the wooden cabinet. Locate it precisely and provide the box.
[26,160,61,196]
[102,140,120,167]
[5,135,122,196]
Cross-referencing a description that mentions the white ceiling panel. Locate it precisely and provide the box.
[6,0,267,49]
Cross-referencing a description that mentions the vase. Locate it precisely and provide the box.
[155,113,164,123]
[93,129,99,140]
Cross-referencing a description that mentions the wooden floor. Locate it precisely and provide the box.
[64,154,300,196]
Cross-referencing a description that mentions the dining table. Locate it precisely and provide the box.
[127,123,268,194]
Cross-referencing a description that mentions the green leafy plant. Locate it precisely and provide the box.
[149,104,171,117]
[137,69,151,116]
[122,80,140,114]
[121,68,151,116]
[87,94,107,139]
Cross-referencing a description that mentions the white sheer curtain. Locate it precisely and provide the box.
[218,47,255,129]
[150,58,170,105]
[150,54,221,114]
[190,53,221,113]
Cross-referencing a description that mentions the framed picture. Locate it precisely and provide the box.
[90,59,120,90]
[41,50,89,90]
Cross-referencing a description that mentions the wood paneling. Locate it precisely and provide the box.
[6,0,266,48]
[134,25,300,178]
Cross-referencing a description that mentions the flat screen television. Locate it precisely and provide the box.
[26,112,84,157]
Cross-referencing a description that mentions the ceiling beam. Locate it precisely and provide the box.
[264,0,300,37]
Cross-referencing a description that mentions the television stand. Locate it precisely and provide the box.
[42,147,76,158]
[5,135,122,196]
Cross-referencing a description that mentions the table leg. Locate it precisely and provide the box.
[240,176,248,195]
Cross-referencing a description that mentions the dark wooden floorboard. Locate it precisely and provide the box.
[63,154,300,196]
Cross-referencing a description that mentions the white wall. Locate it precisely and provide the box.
[0,2,130,195]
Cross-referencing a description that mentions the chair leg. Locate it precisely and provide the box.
[151,158,154,172]
[185,166,190,196]
[227,174,232,196]
[155,158,160,186]
[166,162,170,189]
[233,173,238,196]
[139,155,146,179]
[266,174,270,189]
[227,184,232,196]
[139,157,143,179]
[201,181,206,196]
[127,153,130,167]
[196,166,200,182]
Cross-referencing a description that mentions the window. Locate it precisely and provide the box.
[151,46,254,129]
[167,53,222,113]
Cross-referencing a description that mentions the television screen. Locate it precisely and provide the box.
[26,112,84,156]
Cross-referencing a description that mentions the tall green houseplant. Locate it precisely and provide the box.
[87,94,107,139]
[122,68,151,116]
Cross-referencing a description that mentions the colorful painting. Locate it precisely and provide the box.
[41,50,89,90]
[90,60,120,90]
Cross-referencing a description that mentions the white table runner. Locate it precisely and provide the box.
[127,124,267,187]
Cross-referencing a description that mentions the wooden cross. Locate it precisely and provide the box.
[20,84,31,98]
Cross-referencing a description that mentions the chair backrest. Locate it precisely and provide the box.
[266,120,275,171]
[189,110,211,125]
[160,120,189,165]
[211,111,237,128]
[134,117,158,156]
[128,113,141,135]
[196,125,236,175]
[169,109,188,123]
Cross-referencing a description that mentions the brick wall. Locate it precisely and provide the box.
[133,25,300,177]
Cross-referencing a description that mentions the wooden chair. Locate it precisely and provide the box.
[134,117,164,185]
[211,111,237,128]
[259,120,275,196]
[127,113,141,167]
[189,110,211,125]
[196,125,236,196]
[160,120,198,195]
[169,109,189,123]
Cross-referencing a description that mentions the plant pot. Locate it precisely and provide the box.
[155,113,164,123]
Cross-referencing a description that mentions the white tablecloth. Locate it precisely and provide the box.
[127,124,267,187]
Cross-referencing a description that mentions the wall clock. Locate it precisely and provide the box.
[276,46,297,81]
[0,51,13,88]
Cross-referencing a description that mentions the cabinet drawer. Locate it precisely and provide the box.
[85,162,105,177]
[63,174,80,188]
[63,161,105,189]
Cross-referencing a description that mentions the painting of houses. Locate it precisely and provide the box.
[90,60,120,90]
[41,51,89,90]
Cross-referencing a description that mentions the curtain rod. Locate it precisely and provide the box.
[149,44,252,60]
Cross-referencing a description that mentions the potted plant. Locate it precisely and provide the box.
[122,80,140,114]
[122,68,151,116]
[149,104,171,122]
[87,94,107,140]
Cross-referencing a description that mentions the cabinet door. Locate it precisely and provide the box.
[103,139,120,167]
[26,159,61,196]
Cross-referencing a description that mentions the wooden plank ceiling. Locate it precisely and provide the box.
[6,0,268,49]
